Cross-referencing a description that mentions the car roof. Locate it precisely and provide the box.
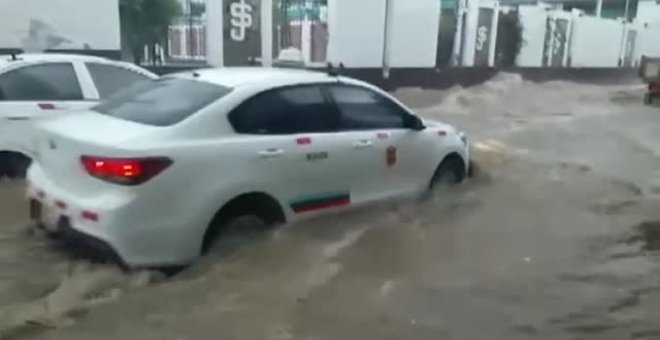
[0,53,157,77]
[174,67,346,88]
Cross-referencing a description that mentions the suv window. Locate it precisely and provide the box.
[93,77,231,126]
[86,63,152,99]
[229,85,338,135]
[0,62,83,101]
[328,85,407,130]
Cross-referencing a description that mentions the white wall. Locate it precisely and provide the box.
[570,16,624,67]
[387,0,441,68]
[327,0,387,68]
[0,0,120,50]
[636,22,660,59]
[327,0,440,68]
[517,5,547,66]
[636,0,660,25]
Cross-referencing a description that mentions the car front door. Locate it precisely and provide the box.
[0,61,91,156]
[327,84,438,203]
[228,84,354,218]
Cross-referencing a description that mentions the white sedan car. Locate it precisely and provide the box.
[27,67,470,268]
[0,53,157,178]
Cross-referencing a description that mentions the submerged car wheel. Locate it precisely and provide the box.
[429,155,466,190]
[0,152,31,180]
[202,194,285,255]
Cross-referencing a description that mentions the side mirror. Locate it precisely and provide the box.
[404,115,425,131]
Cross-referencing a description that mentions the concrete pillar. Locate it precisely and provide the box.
[382,0,394,78]
[261,0,273,66]
[461,0,480,66]
[301,14,312,64]
[488,2,500,66]
[206,0,224,67]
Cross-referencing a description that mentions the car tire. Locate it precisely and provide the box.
[429,156,466,190]
[11,154,31,179]
[202,212,269,255]
[0,152,31,180]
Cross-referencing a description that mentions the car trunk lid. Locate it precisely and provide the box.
[34,111,163,194]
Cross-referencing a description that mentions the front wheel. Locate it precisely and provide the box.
[429,156,466,190]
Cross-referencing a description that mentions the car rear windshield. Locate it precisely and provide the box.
[93,77,232,126]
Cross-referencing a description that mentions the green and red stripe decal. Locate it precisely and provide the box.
[289,192,351,214]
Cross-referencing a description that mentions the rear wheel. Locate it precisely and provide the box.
[0,152,31,180]
[202,213,269,255]
[201,194,285,254]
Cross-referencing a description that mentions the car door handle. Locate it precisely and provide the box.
[353,140,373,149]
[258,149,285,158]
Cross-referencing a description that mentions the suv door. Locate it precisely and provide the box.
[0,62,89,156]
[327,84,438,202]
[228,84,353,217]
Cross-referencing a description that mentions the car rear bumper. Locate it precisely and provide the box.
[27,164,201,268]
[35,213,128,268]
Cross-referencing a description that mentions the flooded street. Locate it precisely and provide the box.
[2,74,660,339]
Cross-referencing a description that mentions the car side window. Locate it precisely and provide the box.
[229,85,338,135]
[0,62,83,101]
[86,63,152,99]
[328,85,407,130]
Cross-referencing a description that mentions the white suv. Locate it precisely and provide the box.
[0,53,157,178]
[27,67,470,268]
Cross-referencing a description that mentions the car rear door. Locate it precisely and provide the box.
[228,84,354,217]
[0,61,92,156]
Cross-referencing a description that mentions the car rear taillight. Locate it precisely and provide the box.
[80,156,172,186]
[650,83,660,92]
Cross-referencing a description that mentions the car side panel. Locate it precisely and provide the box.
[0,61,98,156]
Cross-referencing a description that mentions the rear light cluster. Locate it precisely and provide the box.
[80,156,172,186]
[650,83,660,92]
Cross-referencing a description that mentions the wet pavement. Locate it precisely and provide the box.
[2,74,660,339]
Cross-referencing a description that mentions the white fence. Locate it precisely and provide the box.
[200,0,660,68]
[319,0,442,68]
[569,14,624,67]
[516,3,660,68]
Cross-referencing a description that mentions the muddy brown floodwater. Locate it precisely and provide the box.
[2,73,660,340]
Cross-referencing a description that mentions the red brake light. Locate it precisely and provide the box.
[80,156,172,186]
[650,83,660,92]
